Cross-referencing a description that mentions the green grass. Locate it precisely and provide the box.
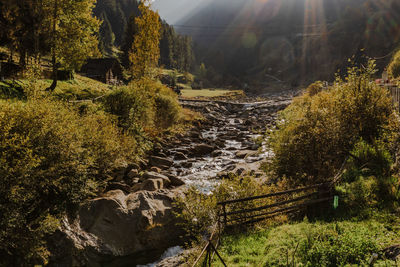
[41,74,111,100]
[0,74,111,100]
[0,80,26,99]
[211,219,400,267]
[181,88,243,98]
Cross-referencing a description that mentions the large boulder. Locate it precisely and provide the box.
[49,189,185,266]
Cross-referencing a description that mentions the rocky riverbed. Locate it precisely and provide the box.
[48,92,294,266]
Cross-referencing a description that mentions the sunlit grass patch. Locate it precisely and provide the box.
[212,219,400,267]
[181,88,243,98]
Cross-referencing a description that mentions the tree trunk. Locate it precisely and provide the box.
[47,0,58,91]
[19,49,26,69]
[9,47,13,63]
[47,51,57,91]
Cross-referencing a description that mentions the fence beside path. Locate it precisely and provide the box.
[385,84,400,112]
[191,182,336,266]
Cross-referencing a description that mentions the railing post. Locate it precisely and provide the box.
[210,241,227,267]
[222,204,227,226]
[208,244,212,267]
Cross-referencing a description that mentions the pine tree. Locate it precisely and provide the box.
[99,12,115,56]
[183,36,194,72]
[159,22,174,68]
[0,0,50,66]
[129,0,161,79]
[114,2,127,46]
[121,14,138,68]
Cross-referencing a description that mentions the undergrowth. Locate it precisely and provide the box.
[213,219,400,267]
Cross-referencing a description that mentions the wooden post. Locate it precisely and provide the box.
[210,242,227,267]
[202,245,208,267]
[208,244,212,267]
[222,204,227,226]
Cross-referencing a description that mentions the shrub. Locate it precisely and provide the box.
[305,81,325,96]
[261,220,397,267]
[154,93,181,129]
[102,78,180,134]
[335,140,399,214]
[388,50,400,79]
[268,60,398,184]
[102,84,154,133]
[0,98,137,264]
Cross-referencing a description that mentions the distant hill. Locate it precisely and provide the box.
[154,0,400,87]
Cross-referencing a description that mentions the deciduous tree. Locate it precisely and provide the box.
[129,0,161,79]
[47,0,100,91]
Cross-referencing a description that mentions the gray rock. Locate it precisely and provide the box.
[192,143,215,156]
[174,152,188,160]
[150,167,162,173]
[211,150,223,157]
[112,166,127,181]
[235,150,258,159]
[142,172,171,186]
[127,163,140,171]
[138,159,148,169]
[149,156,173,169]
[49,190,185,266]
[224,164,236,171]
[216,171,230,179]
[166,175,185,187]
[235,168,246,176]
[141,179,165,191]
[127,169,139,179]
[181,162,193,168]
[105,182,131,193]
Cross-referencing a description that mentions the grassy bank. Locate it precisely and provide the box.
[0,74,110,100]
[212,218,400,266]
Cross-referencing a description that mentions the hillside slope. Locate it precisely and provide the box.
[155,0,400,86]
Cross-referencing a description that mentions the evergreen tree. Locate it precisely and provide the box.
[159,22,174,68]
[114,2,128,45]
[121,14,138,68]
[183,36,194,72]
[99,12,115,56]
[0,0,50,66]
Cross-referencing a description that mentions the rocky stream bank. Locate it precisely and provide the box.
[48,92,294,266]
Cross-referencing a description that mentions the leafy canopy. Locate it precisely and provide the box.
[129,0,161,79]
[268,60,398,184]
[0,98,137,264]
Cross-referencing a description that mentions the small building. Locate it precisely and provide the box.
[80,58,123,85]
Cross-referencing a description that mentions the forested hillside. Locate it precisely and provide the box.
[95,0,194,72]
[155,0,400,86]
